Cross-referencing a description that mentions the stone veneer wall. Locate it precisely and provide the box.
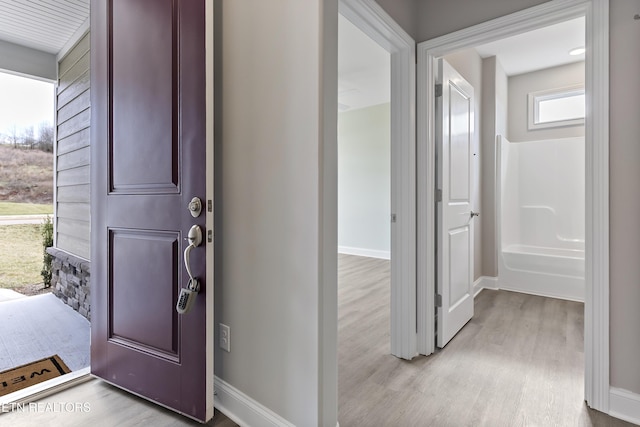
[46,247,91,320]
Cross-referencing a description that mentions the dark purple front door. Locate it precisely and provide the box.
[90,0,211,421]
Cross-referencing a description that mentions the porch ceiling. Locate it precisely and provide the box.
[0,0,89,54]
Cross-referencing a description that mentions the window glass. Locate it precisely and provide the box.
[528,86,585,130]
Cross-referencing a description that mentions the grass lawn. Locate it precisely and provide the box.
[0,202,53,216]
[0,224,44,290]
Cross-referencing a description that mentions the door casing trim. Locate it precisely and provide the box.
[416,0,609,412]
[205,0,215,420]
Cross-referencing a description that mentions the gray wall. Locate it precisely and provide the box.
[481,56,508,277]
[443,49,483,280]
[508,61,585,142]
[213,0,335,425]
[338,103,390,258]
[416,0,550,42]
[610,0,640,395]
[374,0,418,40]
[0,39,56,81]
[210,3,640,425]
[55,32,91,260]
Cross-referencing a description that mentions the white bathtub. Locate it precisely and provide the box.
[499,244,585,302]
[502,244,585,278]
[497,136,585,302]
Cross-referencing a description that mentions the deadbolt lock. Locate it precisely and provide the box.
[188,197,202,218]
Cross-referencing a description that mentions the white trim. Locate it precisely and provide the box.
[0,368,91,407]
[417,0,609,413]
[338,246,390,260]
[53,61,59,249]
[473,276,499,297]
[214,376,295,427]
[339,0,417,361]
[584,0,609,412]
[205,1,215,421]
[57,17,90,62]
[498,284,585,303]
[610,387,640,425]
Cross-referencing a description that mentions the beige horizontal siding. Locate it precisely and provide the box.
[57,165,89,186]
[56,233,90,261]
[58,52,89,94]
[55,31,91,260]
[58,89,90,125]
[58,128,90,156]
[57,145,89,171]
[56,203,90,222]
[58,69,89,107]
[59,33,90,77]
[57,184,90,204]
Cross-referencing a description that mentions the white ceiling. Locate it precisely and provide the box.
[338,15,585,111]
[338,14,390,112]
[0,0,90,54]
[474,17,585,76]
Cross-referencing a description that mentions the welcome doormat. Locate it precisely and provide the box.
[0,355,71,397]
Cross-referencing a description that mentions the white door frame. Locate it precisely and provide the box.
[339,0,417,359]
[417,0,609,413]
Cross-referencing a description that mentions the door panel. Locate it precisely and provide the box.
[448,85,471,202]
[91,0,212,421]
[111,0,177,191]
[110,230,179,358]
[437,59,475,348]
[448,226,470,306]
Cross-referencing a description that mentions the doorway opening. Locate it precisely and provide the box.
[434,16,587,348]
[0,70,90,401]
[418,0,609,413]
[337,11,392,418]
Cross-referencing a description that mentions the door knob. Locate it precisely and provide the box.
[177,225,202,314]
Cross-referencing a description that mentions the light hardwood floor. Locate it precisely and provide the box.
[0,380,236,426]
[1,254,634,426]
[338,254,634,426]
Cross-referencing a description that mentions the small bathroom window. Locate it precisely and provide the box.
[528,85,585,130]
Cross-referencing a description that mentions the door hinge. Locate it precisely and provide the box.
[436,294,442,308]
[436,189,442,202]
[391,213,397,223]
[435,84,443,98]
[207,199,212,212]
[207,229,213,243]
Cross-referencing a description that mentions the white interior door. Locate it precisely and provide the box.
[436,59,475,348]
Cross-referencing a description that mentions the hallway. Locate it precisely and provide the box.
[337,254,632,426]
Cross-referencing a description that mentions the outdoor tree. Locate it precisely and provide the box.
[22,125,36,149]
[6,124,20,148]
[37,122,54,152]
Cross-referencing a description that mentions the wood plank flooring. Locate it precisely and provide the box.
[1,254,633,426]
[0,380,236,426]
[338,254,634,426]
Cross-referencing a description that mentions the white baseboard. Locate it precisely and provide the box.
[338,246,390,260]
[214,376,295,427]
[497,284,585,303]
[473,276,499,297]
[610,387,640,425]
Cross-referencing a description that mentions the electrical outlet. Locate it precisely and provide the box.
[219,323,230,352]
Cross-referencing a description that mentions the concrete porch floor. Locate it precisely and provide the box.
[0,291,90,373]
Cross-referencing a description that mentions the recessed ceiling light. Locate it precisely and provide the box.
[569,47,586,56]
